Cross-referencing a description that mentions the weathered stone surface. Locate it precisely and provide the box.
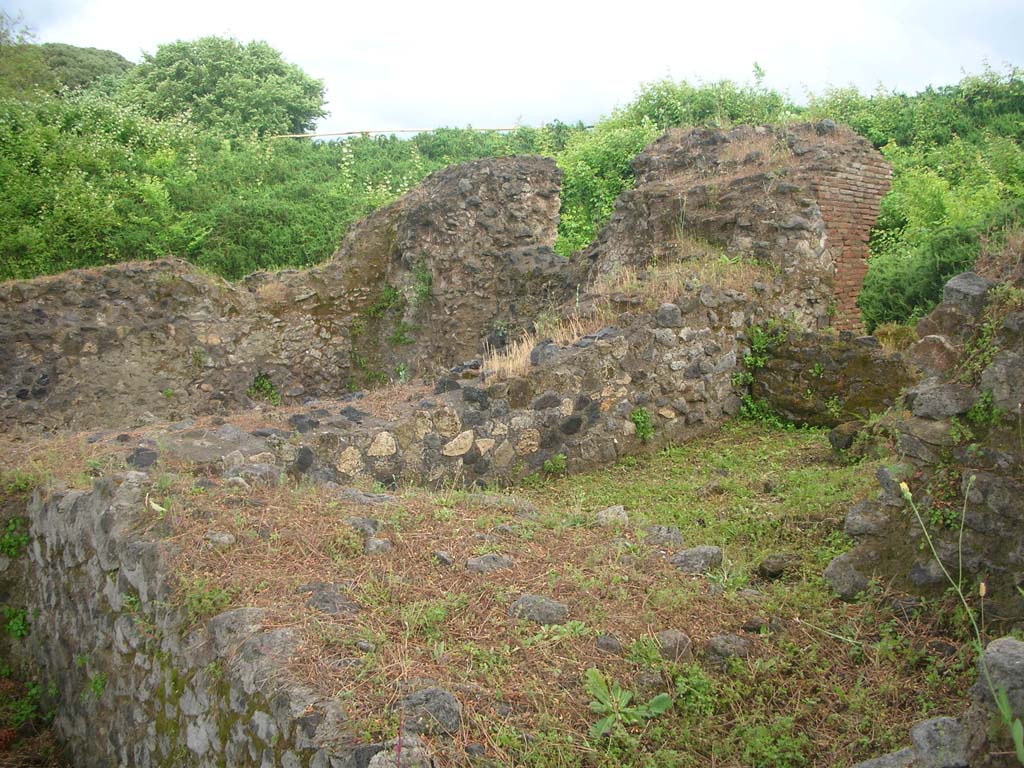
[367,735,434,768]
[908,335,959,377]
[0,156,570,431]
[704,633,753,665]
[595,505,628,526]
[669,545,723,574]
[851,748,917,768]
[980,349,1024,411]
[583,123,890,332]
[844,500,890,537]
[442,430,475,457]
[823,553,868,601]
[466,554,513,574]
[656,629,693,662]
[5,476,364,768]
[905,380,974,420]
[397,687,462,735]
[972,637,1024,718]
[302,583,360,615]
[509,595,568,625]
[366,431,398,457]
[655,303,683,328]
[909,717,968,768]
[942,272,994,316]
[753,331,917,427]
[641,524,684,548]
[757,553,799,579]
[829,421,861,451]
[596,634,623,654]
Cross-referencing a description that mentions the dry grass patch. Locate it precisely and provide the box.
[126,422,978,768]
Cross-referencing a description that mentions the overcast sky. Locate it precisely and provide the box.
[7,0,1023,135]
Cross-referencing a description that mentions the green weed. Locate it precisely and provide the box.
[0,518,30,558]
[630,408,654,443]
[584,668,672,741]
[246,371,281,406]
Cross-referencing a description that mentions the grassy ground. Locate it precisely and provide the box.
[1,421,978,767]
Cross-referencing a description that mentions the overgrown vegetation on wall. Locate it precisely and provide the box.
[1,11,1022,327]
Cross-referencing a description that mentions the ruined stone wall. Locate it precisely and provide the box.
[0,156,572,433]
[2,474,360,767]
[582,122,890,332]
[0,126,890,434]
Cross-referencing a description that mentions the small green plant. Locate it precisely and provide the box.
[809,362,825,379]
[522,620,591,648]
[966,390,1004,428]
[162,387,174,399]
[82,672,106,701]
[630,408,654,443]
[366,284,403,318]
[181,577,234,624]
[542,453,568,477]
[246,371,281,406]
[3,681,57,728]
[327,527,364,563]
[3,606,29,639]
[2,470,41,494]
[388,320,416,346]
[625,636,664,669]
[825,395,844,420]
[734,716,810,767]
[673,664,716,717]
[584,668,672,740]
[401,595,467,642]
[731,370,754,388]
[743,321,785,371]
[739,395,792,430]
[959,285,1024,383]
[0,518,30,558]
[949,416,975,445]
[410,262,433,308]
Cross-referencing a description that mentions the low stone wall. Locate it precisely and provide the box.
[854,637,1024,768]
[254,281,783,489]
[4,474,358,767]
[753,330,916,428]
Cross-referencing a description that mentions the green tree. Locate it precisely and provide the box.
[0,11,57,98]
[114,36,325,137]
[39,43,133,91]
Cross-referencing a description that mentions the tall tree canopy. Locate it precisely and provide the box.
[115,36,326,137]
